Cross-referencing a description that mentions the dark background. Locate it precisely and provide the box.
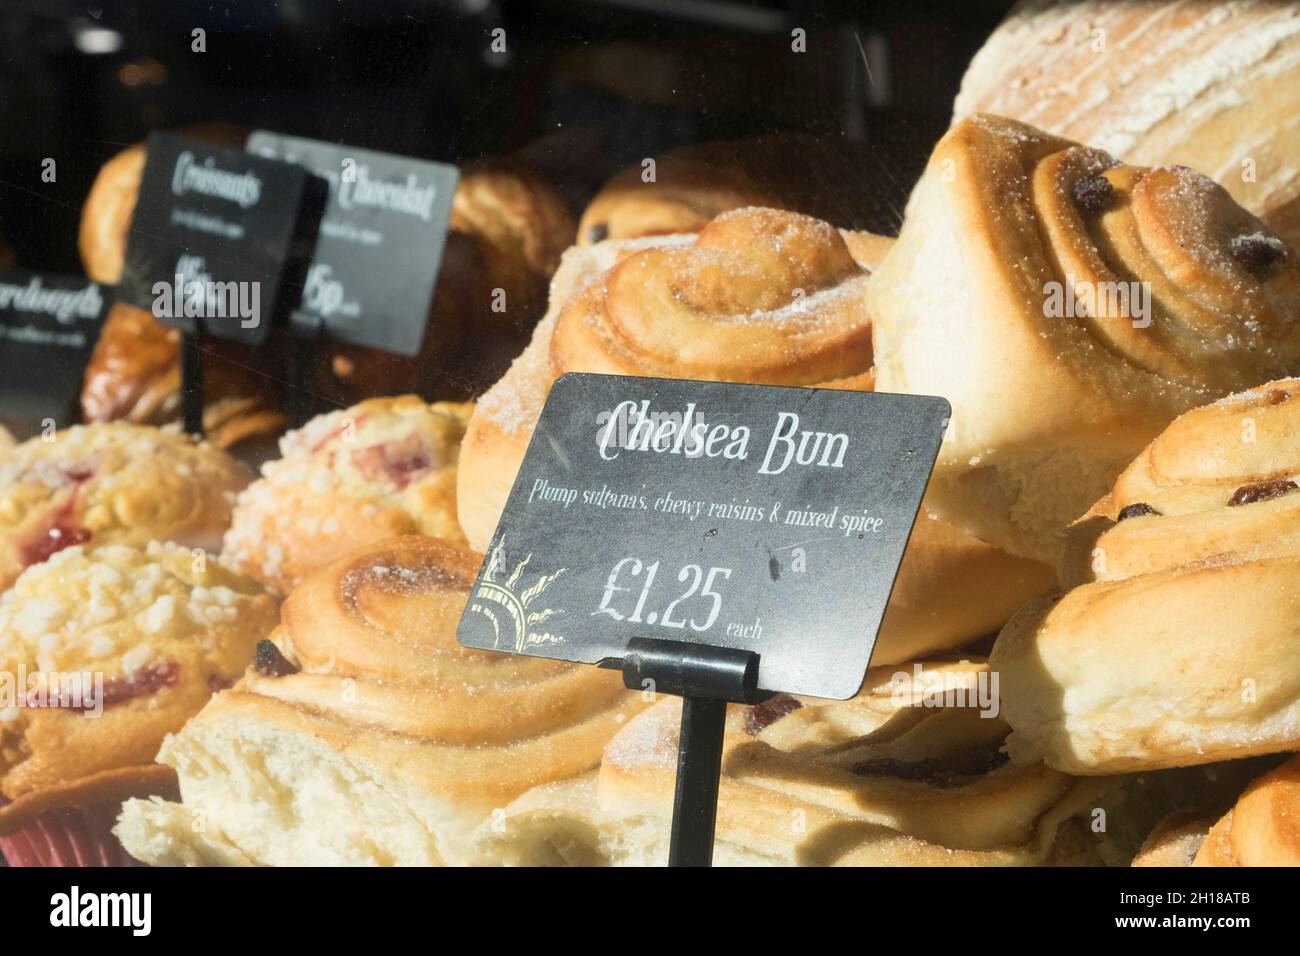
[0,0,1017,273]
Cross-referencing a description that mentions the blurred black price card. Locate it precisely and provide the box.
[0,271,109,436]
[458,373,950,699]
[247,131,459,356]
[119,132,317,344]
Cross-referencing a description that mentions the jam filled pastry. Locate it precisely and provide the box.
[222,396,472,593]
[472,658,1122,866]
[114,536,648,866]
[0,541,278,866]
[993,380,1300,774]
[457,207,1055,666]
[0,422,252,594]
[869,114,1300,565]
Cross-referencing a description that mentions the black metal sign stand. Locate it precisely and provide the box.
[286,309,326,428]
[180,328,205,436]
[614,637,771,867]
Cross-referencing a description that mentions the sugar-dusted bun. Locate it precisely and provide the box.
[1192,755,1300,866]
[954,0,1300,249]
[0,541,277,833]
[115,536,647,866]
[993,381,1300,773]
[223,396,471,592]
[458,210,1055,665]
[870,114,1300,564]
[0,423,251,593]
[473,658,1120,866]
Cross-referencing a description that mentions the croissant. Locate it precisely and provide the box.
[458,207,1054,665]
[954,0,1300,249]
[472,658,1121,866]
[114,536,647,866]
[992,380,1300,774]
[77,138,575,433]
[869,113,1300,564]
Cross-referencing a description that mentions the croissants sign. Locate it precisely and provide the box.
[457,373,950,699]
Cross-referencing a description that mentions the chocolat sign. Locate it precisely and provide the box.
[246,132,459,356]
[119,132,319,344]
[457,373,950,699]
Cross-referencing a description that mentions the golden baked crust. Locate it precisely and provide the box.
[78,142,146,285]
[458,211,1055,665]
[474,658,1120,866]
[115,536,648,866]
[994,380,1300,773]
[0,541,277,833]
[870,113,1300,564]
[222,397,473,592]
[1130,811,1213,867]
[0,423,252,593]
[1193,755,1300,866]
[954,0,1300,249]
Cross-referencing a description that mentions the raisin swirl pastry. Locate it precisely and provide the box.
[993,380,1300,774]
[869,114,1300,564]
[223,396,472,593]
[473,658,1120,866]
[114,536,647,866]
[0,542,277,866]
[0,423,252,594]
[458,208,1055,665]
[953,0,1300,249]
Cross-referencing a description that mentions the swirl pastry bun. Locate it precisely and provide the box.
[473,658,1119,866]
[115,536,647,866]
[993,380,1300,773]
[223,396,471,593]
[0,423,251,594]
[458,208,1055,664]
[0,542,277,864]
[577,133,899,245]
[954,0,1300,249]
[869,114,1300,563]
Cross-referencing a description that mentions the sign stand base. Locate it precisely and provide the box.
[615,637,771,867]
[180,330,205,436]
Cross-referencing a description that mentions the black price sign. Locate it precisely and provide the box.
[246,131,459,356]
[118,132,318,344]
[0,271,109,436]
[458,373,950,699]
